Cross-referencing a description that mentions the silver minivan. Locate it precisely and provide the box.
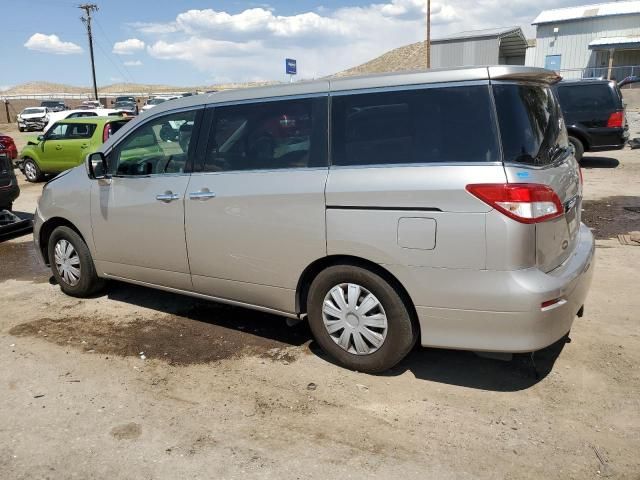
[34,66,595,372]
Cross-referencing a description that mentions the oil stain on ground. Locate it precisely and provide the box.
[0,240,50,283]
[9,304,310,366]
[582,195,640,240]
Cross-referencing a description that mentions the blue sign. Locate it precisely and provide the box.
[286,58,297,75]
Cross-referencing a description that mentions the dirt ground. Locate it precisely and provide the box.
[1,116,640,480]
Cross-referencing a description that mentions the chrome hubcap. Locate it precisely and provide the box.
[54,239,81,286]
[25,162,36,180]
[322,283,388,355]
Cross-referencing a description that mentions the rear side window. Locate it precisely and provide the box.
[556,84,616,111]
[203,97,327,172]
[493,84,567,166]
[331,85,500,166]
[104,120,128,139]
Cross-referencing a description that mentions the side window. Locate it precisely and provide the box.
[109,110,198,176]
[331,86,500,166]
[46,123,69,139]
[66,123,96,139]
[202,97,326,172]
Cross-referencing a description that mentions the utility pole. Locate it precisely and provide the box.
[426,0,431,69]
[79,3,99,100]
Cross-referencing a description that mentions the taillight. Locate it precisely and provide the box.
[102,124,112,142]
[466,183,564,224]
[607,110,624,128]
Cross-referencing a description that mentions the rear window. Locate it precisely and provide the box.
[331,85,500,166]
[555,84,616,111]
[493,84,567,166]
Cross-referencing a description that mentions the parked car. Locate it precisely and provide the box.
[33,66,594,372]
[0,133,18,161]
[0,146,19,211]
[78,100,104,110]
[40,100,68,112]
[553,79,629,161]
[113,100,138,116]
[17,107,50,132]
[43,109,124,133]
[114,96,136,104]
[141,96,179,112]
[19,116,130,182]
[618,75,640,88]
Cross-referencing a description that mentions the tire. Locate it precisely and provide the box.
[307,265,418,373]
[48,226,105,297]
[18,127,24,132]
[569,136,584,162]
[23,158,43,183]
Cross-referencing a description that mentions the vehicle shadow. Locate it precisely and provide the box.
[579,156,620,168]
[105,281,311,347]
[107,281,567,390]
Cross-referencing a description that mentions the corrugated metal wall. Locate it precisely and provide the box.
[526,14,640,74]
[431,38,500,68]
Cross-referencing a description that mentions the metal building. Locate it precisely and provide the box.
[430,27,528,67]
[335,27,528,77]
[525,1,640,80]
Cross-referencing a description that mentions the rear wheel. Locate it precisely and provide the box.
[48,226,105,297]
[23,158,43,183]
[569,136,584,162]
[307,265,417,373]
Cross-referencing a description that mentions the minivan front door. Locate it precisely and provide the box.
[90,109,201,290]
[184,97,328,314]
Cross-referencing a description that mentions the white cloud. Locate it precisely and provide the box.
[113,38,145,55]
[24,33,83,55]
[135,0,592,81]
[123,59,143,66]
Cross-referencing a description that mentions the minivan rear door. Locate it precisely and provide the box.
[493,82,582,272]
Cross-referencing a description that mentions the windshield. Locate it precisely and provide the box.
[493,84,568,166]
[22,108,46,115]
[41,101,61,107]
[115,102,134,108]
[147,98,166,105]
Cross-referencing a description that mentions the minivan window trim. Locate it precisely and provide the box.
[328,79,490,97]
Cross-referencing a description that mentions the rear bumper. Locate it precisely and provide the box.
[387,223,596,352]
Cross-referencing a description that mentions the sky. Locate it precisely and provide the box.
[1,0,595,89]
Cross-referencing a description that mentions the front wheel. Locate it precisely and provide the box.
[307,265,418,373]
[23,158,43,182]
[48,226,105,297]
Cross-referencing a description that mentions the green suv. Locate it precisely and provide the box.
[19,116,130,182]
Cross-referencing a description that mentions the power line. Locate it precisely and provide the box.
[93,18,137,84]
[79,3,99,99]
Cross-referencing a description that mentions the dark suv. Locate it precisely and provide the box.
[553,79,628,161]
[0,146,19,210]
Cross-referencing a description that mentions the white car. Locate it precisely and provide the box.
[43,109,124,133]
[79,100,104,109]
[141,96,180,112]
[17,107,50,132]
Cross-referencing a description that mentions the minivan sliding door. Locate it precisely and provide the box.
[185,96,329,314]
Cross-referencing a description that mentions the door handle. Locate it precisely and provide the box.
[55,145,62,150]
[80,144,89,149]
[189,189,216,200]
[156,191,180,203]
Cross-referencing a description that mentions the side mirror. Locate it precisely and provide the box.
[37,135,44,142]
[86,151,109,179]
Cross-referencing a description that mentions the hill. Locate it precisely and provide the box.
[335,40,429,77]
[2,80,278,96]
